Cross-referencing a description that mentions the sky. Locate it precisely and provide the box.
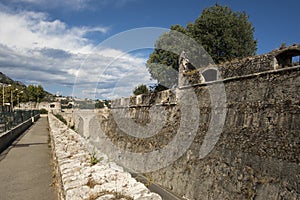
[0,0,299,99]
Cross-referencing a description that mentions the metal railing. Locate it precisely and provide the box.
[0,110,40,134]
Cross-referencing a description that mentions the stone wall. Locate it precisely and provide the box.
[181,53,276,86]
[80,65,300,199]
[180,44,300,87]
[48,114,162,200]
[218,54,274,78]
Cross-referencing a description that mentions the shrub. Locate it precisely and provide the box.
[40,108,48,114]
[54,113,67,125]
[133,84,149,95]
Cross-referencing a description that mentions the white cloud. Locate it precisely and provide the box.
[0,10,108,53]
[0,7,155,99]
[9,0,92,10]
[6,0,140,11]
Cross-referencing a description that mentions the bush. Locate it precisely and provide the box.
[54,113,67,125]
[40,108,48,114]
[133,84,149,95]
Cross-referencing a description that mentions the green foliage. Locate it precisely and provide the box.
[40,108,48,114]
[146,25,191,89]
[280,42,287,49]
[94,100,111,109]
[104,100,111,108]
[149,84,168,93]
[90,151,103,166]
[90,154,99,165]
[0,72,54,104]
[133,84,150,95]
[146,4,257,87]
[26,84,46,102]
[95,100,105,109]
[54,113,67,125]
[188,4,257,63]
[0,84,27,107]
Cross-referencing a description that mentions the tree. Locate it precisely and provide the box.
[95,100,105,109]
[149,84,168,93]
[188,4,257,63]
[146,4,257,89]
[26,84,46,102]
[146,25,189,89]
[36,85,45,102]
[133,84,150,95]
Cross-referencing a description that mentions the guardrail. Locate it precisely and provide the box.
[0,110,40,133]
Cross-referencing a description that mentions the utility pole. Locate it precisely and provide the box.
[10,88,19,112]
[10,89,13,112]
[17,90,23,109]
[2,84,11,111]
[2,84,4,107]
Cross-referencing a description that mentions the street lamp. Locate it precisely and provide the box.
[17,90,23,109]
[2,83,11,109]
[10,88,20,111]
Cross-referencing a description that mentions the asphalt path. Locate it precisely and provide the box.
[0,117,56,200]
[0,115,184,200]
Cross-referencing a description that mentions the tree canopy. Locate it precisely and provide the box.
[187,4,257,63]
[133,84,150,95]
[26,84,46,102]
[146,4,257,89]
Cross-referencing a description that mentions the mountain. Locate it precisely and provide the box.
[0,72,54,102]
[0,72,26,87]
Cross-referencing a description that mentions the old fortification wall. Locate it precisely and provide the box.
[73,45,300,199]
[182,44,300,86]
[80,66,300,200]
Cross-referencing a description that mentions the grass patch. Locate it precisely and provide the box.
[90,152,103,166]
[53,113,67,125]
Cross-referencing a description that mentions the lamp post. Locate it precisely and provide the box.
[10,89,13,111]
[2,84,11,110]
[10,88,19,112]
[17,90,23,109]
[2,84,3,112]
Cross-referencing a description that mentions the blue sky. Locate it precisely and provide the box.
[0,0,299,99]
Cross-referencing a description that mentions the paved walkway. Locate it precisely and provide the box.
[0,117,56,200]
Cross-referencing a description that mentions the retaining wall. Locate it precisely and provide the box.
[76,66,300,199]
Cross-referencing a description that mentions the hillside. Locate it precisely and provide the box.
[0,72,54,102]
[0,72,26,87]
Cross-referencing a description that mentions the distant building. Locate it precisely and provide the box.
[38,102,61,113]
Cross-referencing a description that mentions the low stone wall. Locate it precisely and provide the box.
[0,114,40,153]
[48,113,162,200]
